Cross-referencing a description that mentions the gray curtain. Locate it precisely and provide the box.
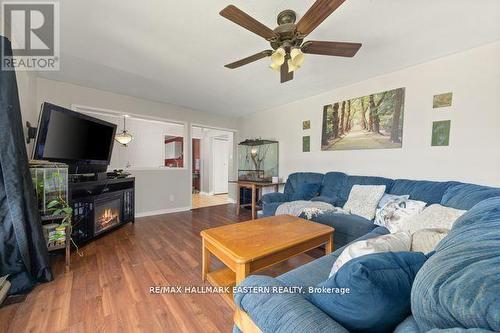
[0,35,53,294]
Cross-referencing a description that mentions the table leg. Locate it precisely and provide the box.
[325,233,334,254]
[251,184,256,220]
[65,233,70,272]
[236,184,240,215]
[202,239,210,281]
[235,263,250,285]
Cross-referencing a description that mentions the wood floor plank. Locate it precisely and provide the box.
[0,204,322,332]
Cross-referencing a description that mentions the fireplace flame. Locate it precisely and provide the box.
[97,208,119,230]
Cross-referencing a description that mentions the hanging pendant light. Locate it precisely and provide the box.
[115,115,134,146]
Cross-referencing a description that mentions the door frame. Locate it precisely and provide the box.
[212,137,229,195]
[189,124,238,210]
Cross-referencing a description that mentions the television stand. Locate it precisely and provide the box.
[69,172,108,183]
[68,177,135,245]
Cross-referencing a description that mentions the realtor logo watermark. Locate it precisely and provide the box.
[1,1,60,71]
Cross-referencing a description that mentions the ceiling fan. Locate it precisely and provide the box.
[220,0,362,83]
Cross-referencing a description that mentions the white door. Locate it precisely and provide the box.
[213,138,229,194]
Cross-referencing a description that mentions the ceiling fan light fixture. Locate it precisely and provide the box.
[270,47,286,68]
[290,47,305,69]
[287,59,298,73]
[220,3,362,83]
[269,63,281,71]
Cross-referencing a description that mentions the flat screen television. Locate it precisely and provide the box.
[33,102,117,174]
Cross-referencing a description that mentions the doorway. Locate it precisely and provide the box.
[191,126,233,209]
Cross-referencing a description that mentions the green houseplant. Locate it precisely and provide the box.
[47,197,73,227]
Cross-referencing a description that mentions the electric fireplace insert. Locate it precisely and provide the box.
[94,193,122,235]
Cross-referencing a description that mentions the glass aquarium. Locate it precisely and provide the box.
[237,139,278,182]
[29,161,68,216]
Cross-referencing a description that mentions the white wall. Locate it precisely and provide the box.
[30,78,239,216]
[240,42,500,187]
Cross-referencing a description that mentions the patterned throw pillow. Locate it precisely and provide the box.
[377,194,410,208]
[375,198,427,233]
[343,185,386,220]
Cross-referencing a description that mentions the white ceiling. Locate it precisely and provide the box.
[39,0,500,116]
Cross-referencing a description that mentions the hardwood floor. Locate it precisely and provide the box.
[0,204,322,333]
[192,193,231,209]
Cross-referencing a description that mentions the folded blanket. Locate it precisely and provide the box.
[275,200,348,219]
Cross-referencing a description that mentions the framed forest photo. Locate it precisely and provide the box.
[321,88,405,151]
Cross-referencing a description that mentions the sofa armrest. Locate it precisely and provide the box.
[261,192,287,204]
[235,275,349,333]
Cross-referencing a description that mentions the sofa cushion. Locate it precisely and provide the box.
[288,182,321,201]
[411,197,500,332]
[234,275,349,333]
[441,183,500,210]
[426,329,496,333]
[389,179,458,205]
[394,316,420,333]
[319,172,348,205]
[307,212,379,248]
[310,251,428,333]
[283,172,324,198]
[337,175,394,207]
[278,227,389,287]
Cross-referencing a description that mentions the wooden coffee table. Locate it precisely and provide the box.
[200,215,334,305]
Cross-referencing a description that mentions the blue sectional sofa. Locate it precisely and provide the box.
[235,172,500,332]
[261,172,485,248]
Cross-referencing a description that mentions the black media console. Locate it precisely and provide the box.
[69,177,135,245]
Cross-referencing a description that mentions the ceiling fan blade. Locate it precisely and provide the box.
[281,61,294,83]
[302,41,362,57]
[296,0,347,37]
[225,50,273,69]
[220,5,277,40]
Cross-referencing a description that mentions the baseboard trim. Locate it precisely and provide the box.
[135,206,191,218]
[199,191,214,196]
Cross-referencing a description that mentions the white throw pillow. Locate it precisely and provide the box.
[374,199,427,233]
[329,232,411,277]
[411,228,449,253]
[343,185,386,220]
[404,204,466,235]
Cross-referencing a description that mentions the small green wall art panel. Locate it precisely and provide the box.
[433,92,453,108]
[321,88,405,151]
[431,120,451,146]
[303,136,310,152]
[303,120,311,130]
